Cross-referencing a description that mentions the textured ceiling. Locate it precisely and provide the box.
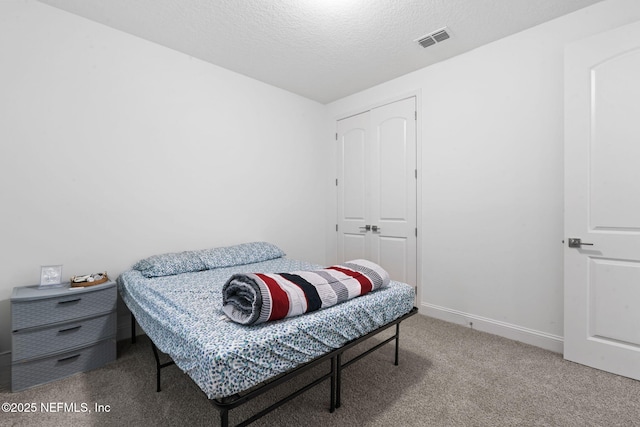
[37,0,603,104]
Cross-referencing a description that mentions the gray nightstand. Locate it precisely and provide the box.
[10,281,117,392]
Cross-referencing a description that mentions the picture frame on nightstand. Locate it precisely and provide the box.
[39,265,63,288]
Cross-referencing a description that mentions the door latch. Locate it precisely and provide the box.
[568,238,594,248]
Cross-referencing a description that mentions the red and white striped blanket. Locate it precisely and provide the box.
[222,259,390,325]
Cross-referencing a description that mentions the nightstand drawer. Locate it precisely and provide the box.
[12,286,116,330]
[12,312,116,361]
[11,338,116,392]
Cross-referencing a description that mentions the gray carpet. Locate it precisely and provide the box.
[2,314,640,426]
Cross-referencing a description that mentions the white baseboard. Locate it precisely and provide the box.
[420,302,564,354]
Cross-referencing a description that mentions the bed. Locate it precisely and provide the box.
[117,242,417,426]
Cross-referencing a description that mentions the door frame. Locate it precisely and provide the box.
[332,90,422,306]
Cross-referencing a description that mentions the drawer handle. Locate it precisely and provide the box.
[58,298,81,305]
[57,354,80,363]
[58,325,82,333]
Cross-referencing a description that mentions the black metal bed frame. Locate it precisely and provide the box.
[131,306,418,427]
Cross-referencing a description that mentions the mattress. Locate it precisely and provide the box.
[118,257,415,399]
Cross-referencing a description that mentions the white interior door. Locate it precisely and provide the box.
[564,20,640,380]
[337,97,417,286]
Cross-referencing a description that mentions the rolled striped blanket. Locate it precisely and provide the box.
[222,259,390,325]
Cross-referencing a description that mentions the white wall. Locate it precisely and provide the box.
[325,0,640,352]
[0,1,326,353]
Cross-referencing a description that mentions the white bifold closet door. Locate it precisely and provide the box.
[336,97,417,287]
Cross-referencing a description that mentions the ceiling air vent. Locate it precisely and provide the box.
[415,27,450,48]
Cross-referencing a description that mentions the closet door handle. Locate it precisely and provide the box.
[359,225,371,232]
[371,225,380,232]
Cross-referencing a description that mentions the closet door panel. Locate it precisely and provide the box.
[337,112,370,261]
[370,97,417,286]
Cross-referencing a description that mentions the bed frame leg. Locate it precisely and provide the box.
[131,313,137,344]
[220,408,229,427]
[394,323,400,366]
[336,353,342,409]
[151,342,162,392]
[330,356,336,413]
[149,341,176,393]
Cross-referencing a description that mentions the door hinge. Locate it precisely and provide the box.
[336,132,338,140]
[415,169,417,179]
[336,224,338,232]
[415,111,417,120]
[336,178,338,186]
[415,227,417,237]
